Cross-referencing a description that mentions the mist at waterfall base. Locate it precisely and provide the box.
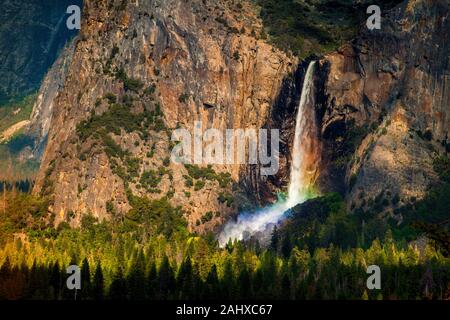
[217,193,309,247]
[218,62,317,247]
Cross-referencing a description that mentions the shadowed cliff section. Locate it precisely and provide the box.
[0,0,81,104]
[257,0,404,58]
[0,0,81,181]
[314,0,449,218]
[248,0,448,220]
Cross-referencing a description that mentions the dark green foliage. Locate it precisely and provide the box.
[344,125,370,154]
[203,264,220,299]
[177,256,194,299]
[109,267,127,300]
[218,192,234,207]
[201,211,214,224]
[412,222,450,257]
[92,263,104,300]
[104,92,117,104]
[76,98,166,185]
[185,164,215,180]
[127,250,146,300]
[433,155,450,182]
[392,193,400,205]
[101,132,127,159]
[184,175,193,187]
[328,122,371,178]
[0,94,36,133]
[0,160,448,300]
[216,172,232,188]
[281,193,362,250]
[106,200,115,215]
[184,164,232,189]
[80,258,92,300]
[194,180,205,191]
[115,68,144,92]
[139,169,162,191]
[144,84,156,96]
[154,118,166,132]
[162,157,170,167]
[146,260,157,299]
[76,104,145,141]
[158,256,175,299]
[0,192,50,243]
[270,226,279,252]
[127,196,187,238]
[257,0,403,58]
[0,225,448,300]
[147,143,156,158]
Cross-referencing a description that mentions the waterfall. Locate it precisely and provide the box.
[218,61,318,247]
[286,61,317,207]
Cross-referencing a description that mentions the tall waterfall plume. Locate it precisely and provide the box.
[218,61,320,246]
[286,61,319,207]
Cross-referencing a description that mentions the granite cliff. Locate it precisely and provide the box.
[315,0,449,223]
[30,0,448,233]
[33,0,296,230]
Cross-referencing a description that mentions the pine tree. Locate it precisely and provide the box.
[177,256,193,299]
[203,264,220,300]
[221,259,234,299]
[158,256,175,299]
[281,273,291,299]
[127,250,146,300]
[146,260,157,299]
[261,251,278,299]
[252,268,264,299]
[49,262,62,300]
[27,261,51,299]
[0,257,11,299]
[237,267,252,299]
[192,263,202,300]
[109,267,127,300]
[80,258,92,299]
[270,226,280,253]
[281,236,292,259]
[92,263,104,300]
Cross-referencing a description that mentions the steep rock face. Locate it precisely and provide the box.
[0,41,76,181]
[316,0,449,217]
[0,0,80,103]
[27,41,77,159]
[244,60,322,204]
[33,0,296,230]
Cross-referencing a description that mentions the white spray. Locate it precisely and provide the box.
[218,61,317,246]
